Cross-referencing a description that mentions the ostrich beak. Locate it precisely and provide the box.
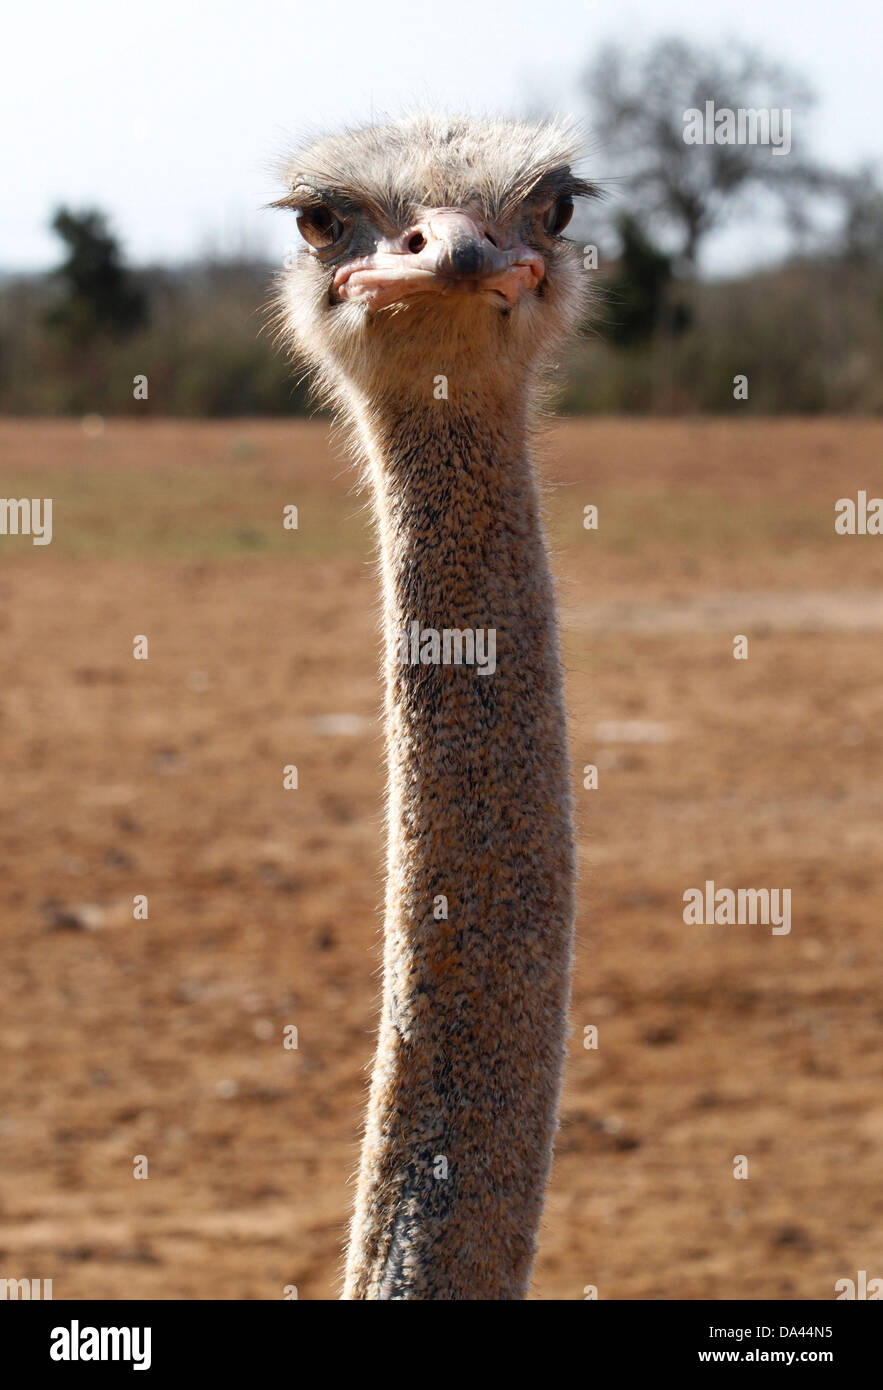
[333,209,545,311]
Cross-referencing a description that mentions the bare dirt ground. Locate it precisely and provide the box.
[1,417,882,1300]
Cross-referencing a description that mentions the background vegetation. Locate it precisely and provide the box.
[2,37,881,417]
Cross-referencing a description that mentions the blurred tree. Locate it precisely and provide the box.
[604,213,690,346]
[582,39,829,269]
[836,167,883,267]
[46,207,147,341]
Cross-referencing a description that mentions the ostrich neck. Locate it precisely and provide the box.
[343,387,576,1300]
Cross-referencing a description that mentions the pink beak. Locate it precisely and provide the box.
[333,209,545,311]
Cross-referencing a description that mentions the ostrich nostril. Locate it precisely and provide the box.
[408,232,426,253]
[484,230,498,248]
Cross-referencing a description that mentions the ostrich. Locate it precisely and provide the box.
[273,113,594,1300]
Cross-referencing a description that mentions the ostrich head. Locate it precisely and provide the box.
[273,113,595,416]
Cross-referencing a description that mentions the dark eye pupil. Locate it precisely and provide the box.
[544,196,573,236]
[297,205,345,249]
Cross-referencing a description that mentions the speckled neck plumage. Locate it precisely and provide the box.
[342,394,576,1300]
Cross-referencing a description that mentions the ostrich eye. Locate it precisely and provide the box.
[542,195,574,236]
[296,205,346,250]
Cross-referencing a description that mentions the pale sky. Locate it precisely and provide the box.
[2,0,880,275]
